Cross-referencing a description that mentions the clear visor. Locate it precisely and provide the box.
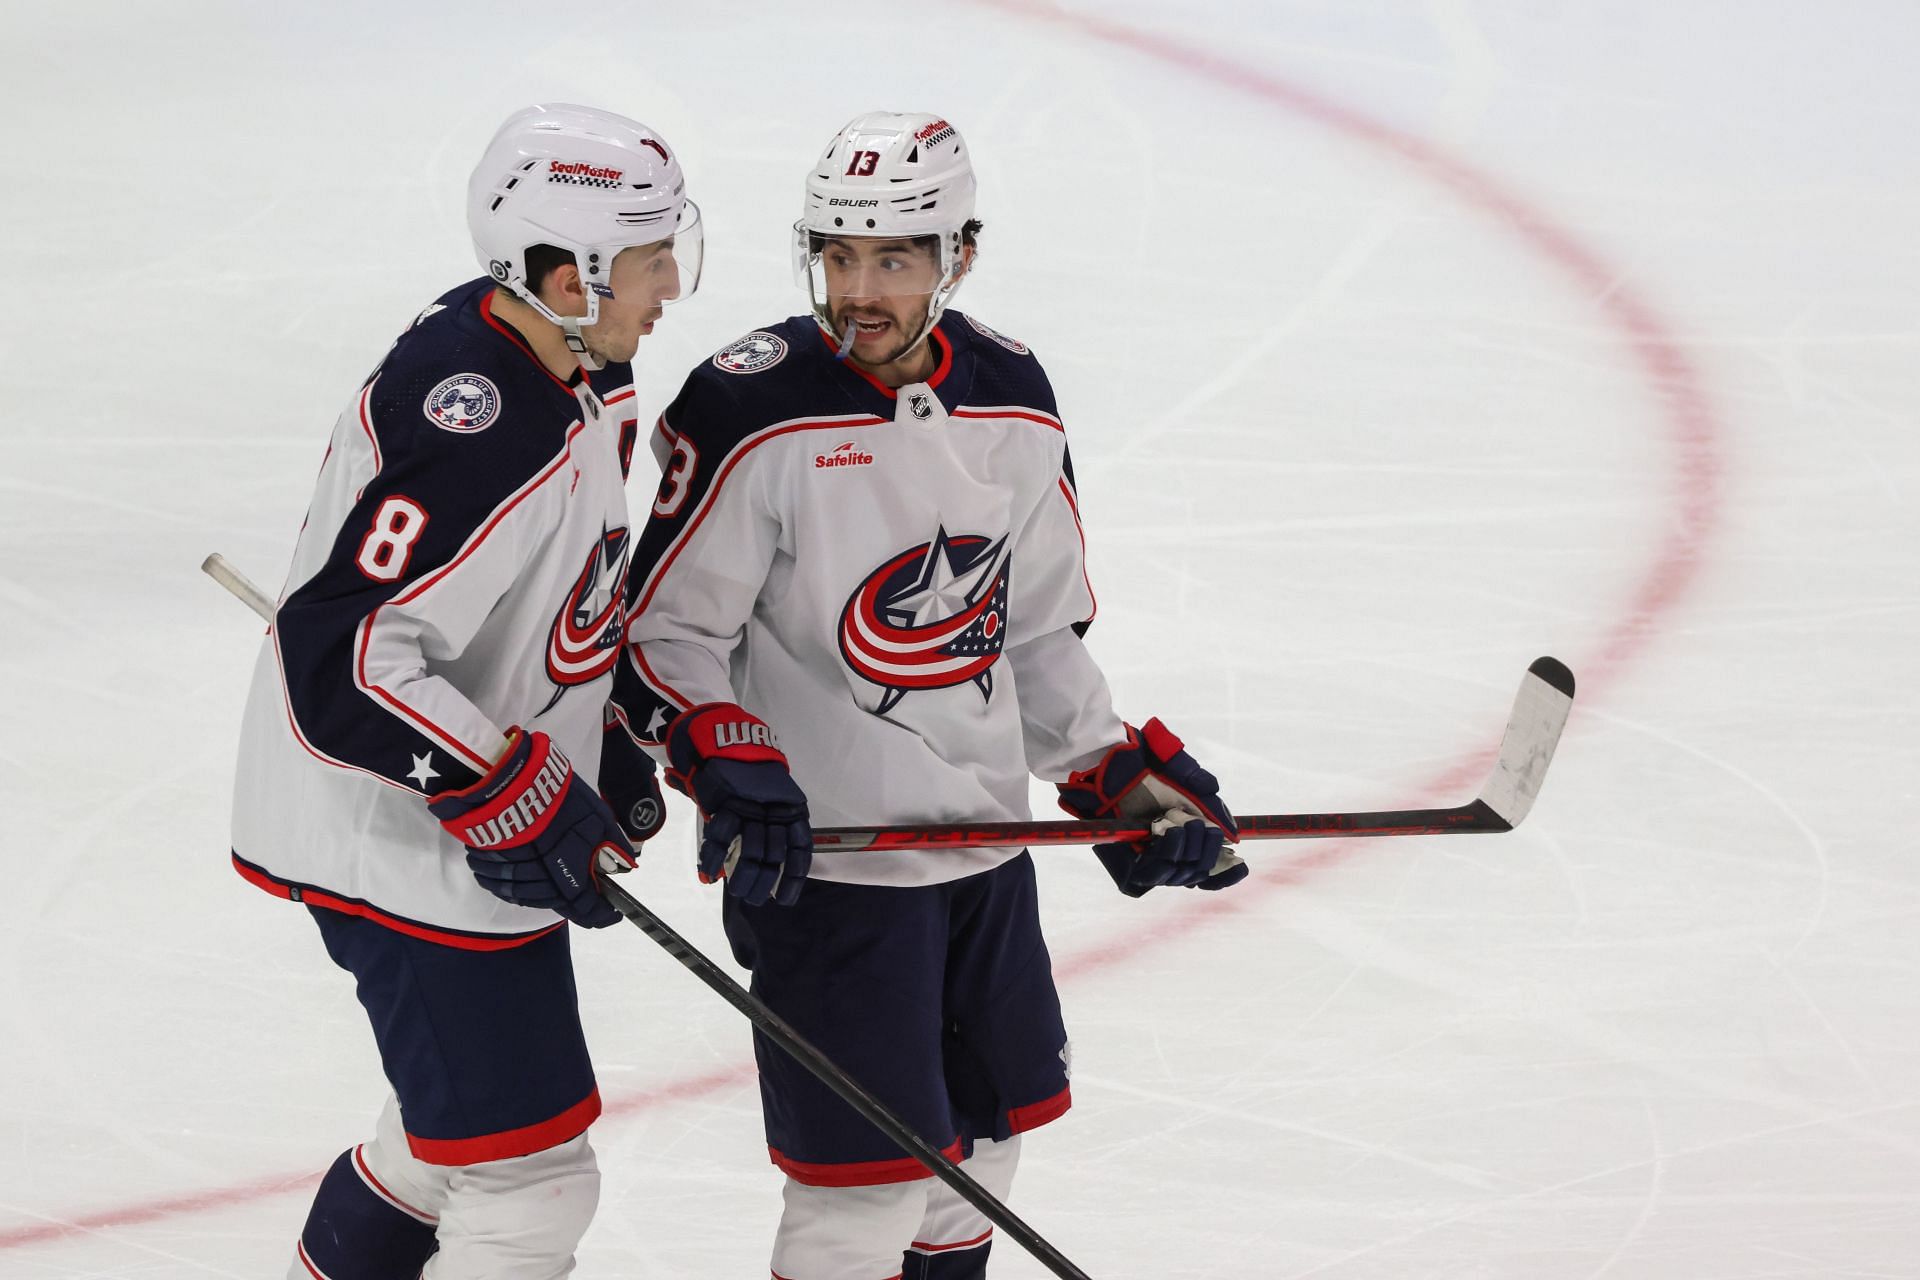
[792,222,957,304]
[650,198,703,305]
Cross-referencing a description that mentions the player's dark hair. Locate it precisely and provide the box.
[522,243,575,299]
[808,220,984,258]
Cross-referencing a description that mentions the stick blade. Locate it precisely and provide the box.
[1527,654,1576,698]
[1476,657,1576,829]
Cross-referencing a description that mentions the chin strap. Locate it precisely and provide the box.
[561,317,605,373]
[833,318,857,361]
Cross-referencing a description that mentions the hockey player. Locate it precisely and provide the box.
[229,103,700,1278]
[615,112,1247,1279]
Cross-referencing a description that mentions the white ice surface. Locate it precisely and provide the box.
[2,1,1917,1275]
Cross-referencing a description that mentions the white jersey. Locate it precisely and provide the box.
[231,279,646,945]
[615,311,1127,887]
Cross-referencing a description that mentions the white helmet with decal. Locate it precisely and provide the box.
[793,112,977,352]
[468,103,703,362]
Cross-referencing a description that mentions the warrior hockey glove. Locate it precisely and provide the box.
[663,703,812,907]
[1058,718,1246,898]
[600,712,667,845]
[428,728,637,929]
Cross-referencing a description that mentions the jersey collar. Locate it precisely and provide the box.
[815,321,954,400]
[480,288,586,393]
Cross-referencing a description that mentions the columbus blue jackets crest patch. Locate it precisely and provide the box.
[713,332,789,375]
[422,373,501,433]
[839,526,1010,714]
[963,314,1030,356]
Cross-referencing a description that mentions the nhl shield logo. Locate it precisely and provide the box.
[838,526,1011,714]
[713,331,789,375]
[908,392,934,420]
[423,373,501,433]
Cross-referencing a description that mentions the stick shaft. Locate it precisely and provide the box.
[202,554,274,621]
[812,799,1507,852]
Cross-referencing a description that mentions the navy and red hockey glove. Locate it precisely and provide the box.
[1058,718,1246,898]
[663,703,812,907]
[428,728,637,929]
[600,712,667,846]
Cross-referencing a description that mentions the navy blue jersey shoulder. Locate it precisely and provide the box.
[936,309,1059,421]
[364,277,589,494]
[660,314,869,449]
[276,279,595,793]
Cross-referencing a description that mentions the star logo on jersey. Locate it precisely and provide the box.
[838,526,1010,714]
[408,752,440,790]
[540,525,631,714]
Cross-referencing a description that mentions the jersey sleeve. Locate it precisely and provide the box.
[1002,437,1126,777]
[612,372,783,745]
[1008,439,1098,645]
[273,375,567,793]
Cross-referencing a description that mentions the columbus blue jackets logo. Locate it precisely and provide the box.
[713,332,789,375]
[423,373,501,433]
[541,525,631,713]
[839,526,1010,714]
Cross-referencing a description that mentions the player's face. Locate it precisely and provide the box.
[821,237,947,366]
[588,240,683,364]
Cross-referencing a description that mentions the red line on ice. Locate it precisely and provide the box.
[0,7,1721,1254]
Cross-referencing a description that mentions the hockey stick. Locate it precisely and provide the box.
[809,656,1575,853]
[200,553,1095,1280]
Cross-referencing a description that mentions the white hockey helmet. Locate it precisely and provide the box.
[793,112,977,351]
[468,103,702,363]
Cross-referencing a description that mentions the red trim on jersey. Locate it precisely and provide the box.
[815,324,953,398]
[951,405,1064,433]
[479,288,577,392]
[602,387,636,407]
[272,622,410,793]
[1056,478,1097,625]
[627,412,889,714]
[654,412,678,445]
[1007,1084,1072,1135]
[909,1228,994,1254]
[632,415,888,618]
[352,1144,438,1224]
[768,1137,965,1187]
[230,853,563,952]
[630,644,696,716]
[351,424,586,775]
[294,1241,328,1278]
[354,379,384,499]
[406,1088,601,1166]
[607,699,655,748]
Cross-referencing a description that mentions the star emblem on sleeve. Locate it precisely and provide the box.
[645,706,669,739]
[408,752,441,790]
